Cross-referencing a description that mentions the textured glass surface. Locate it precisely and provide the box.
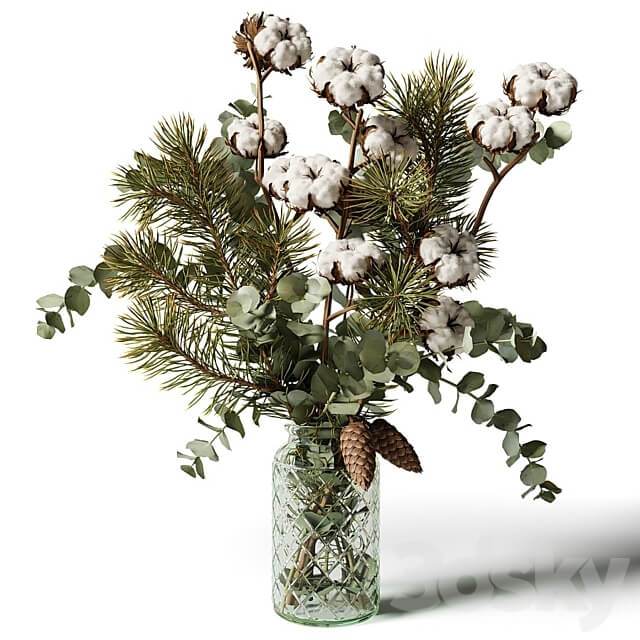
[272,426,379,626]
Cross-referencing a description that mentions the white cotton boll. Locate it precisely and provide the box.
[363,115,419,162]
[358,240,384,263]
[435,254,468,286]
[264,157,290,198]
[325,47,352,65]
[291,35,312,64]
[271,40,299,70]
[337,252,369,283]
[330,72,367,107]
[254,29,281,56]
[251,15,312,71]
[506,107,535,150]
[504,62,577,115]
[466,99,535,152]
[355,66,385,99]
[311,58,345,92]
[419,235,449,265]
[419,225,480,286]
[311,46,384,107]
[317,237,386,284]
[227,114,286,159]
[286,176,313,210]
[419,296,473,353]
[351,48,380,67]
[310,176,341,209]
[264,155,348,212]
[305,154,331,176]
[480,118,514,150]
[263,15,288,33]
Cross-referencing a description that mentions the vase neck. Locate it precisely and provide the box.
[285,423,341,444]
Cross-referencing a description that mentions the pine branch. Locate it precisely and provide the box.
[113,114,243,291]
[380,53,476,226]
[117,296,280,412]
[356,256,439,341]
[106,230,227,317]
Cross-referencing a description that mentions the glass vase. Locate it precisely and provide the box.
[272,424,380,626]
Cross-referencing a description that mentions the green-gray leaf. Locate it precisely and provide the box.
[490,409,521,431]
[471,398,494,424]
[64,286,90,315]
[37,321,55,339]
[502,431,520,457]
[36,294,64,309]
[69,265,96,287]
[359,330,387,374]
[45,311,65,333]
[277,273,307,302]
[520,462,547,487]
[180,464,197,478]
[418,358,441,383]
[457,372,485,394]
[520,440,546,459]
[428,380,441,404]
[223,411,245,437]
[387,342,420,376]
[529,140,550,164]
[545,121,572,149]
[94,262,117,298]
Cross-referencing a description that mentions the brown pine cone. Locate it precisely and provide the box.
[340,419,377,491]
[369,419,422,473]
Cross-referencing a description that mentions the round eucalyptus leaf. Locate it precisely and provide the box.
[545,121,572,149]
[306,276,331,299]
[520,462,547,487]
[520,440,546,459]
[291,299,318,315]
[359,330,387,373]
[227,286,260,316]
[529,141,550,164]
[69,265,96,287]
[387,342,420,376]
[36,293,64,309]
[457,371,485,394]
[277,273,307,302]
[94,262,117,297]
[471,398,494,424]
[65,286,90,315]
[37,321,55,339]
[490,408,521,431]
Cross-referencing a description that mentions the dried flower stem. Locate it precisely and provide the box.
[471,135,539,234]
[246,41,280,232]
[320,109,364,362]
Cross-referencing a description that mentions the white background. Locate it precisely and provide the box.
[2,1,639,638]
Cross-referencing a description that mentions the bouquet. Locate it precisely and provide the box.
[35,11,577,625]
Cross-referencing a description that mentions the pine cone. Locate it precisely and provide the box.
[369,419,422,473]
[340,419,376,491]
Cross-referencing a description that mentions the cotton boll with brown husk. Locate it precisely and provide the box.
[310,47,385,107]
[418,296,474,354]
[264,154,349,212]
[253,15,312,71]
[466,100,536,153]
[419,224,480,287]
[318,237,386,284]
[226,114,287,159]
[362,115,419,163]
[504,62,577,116]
